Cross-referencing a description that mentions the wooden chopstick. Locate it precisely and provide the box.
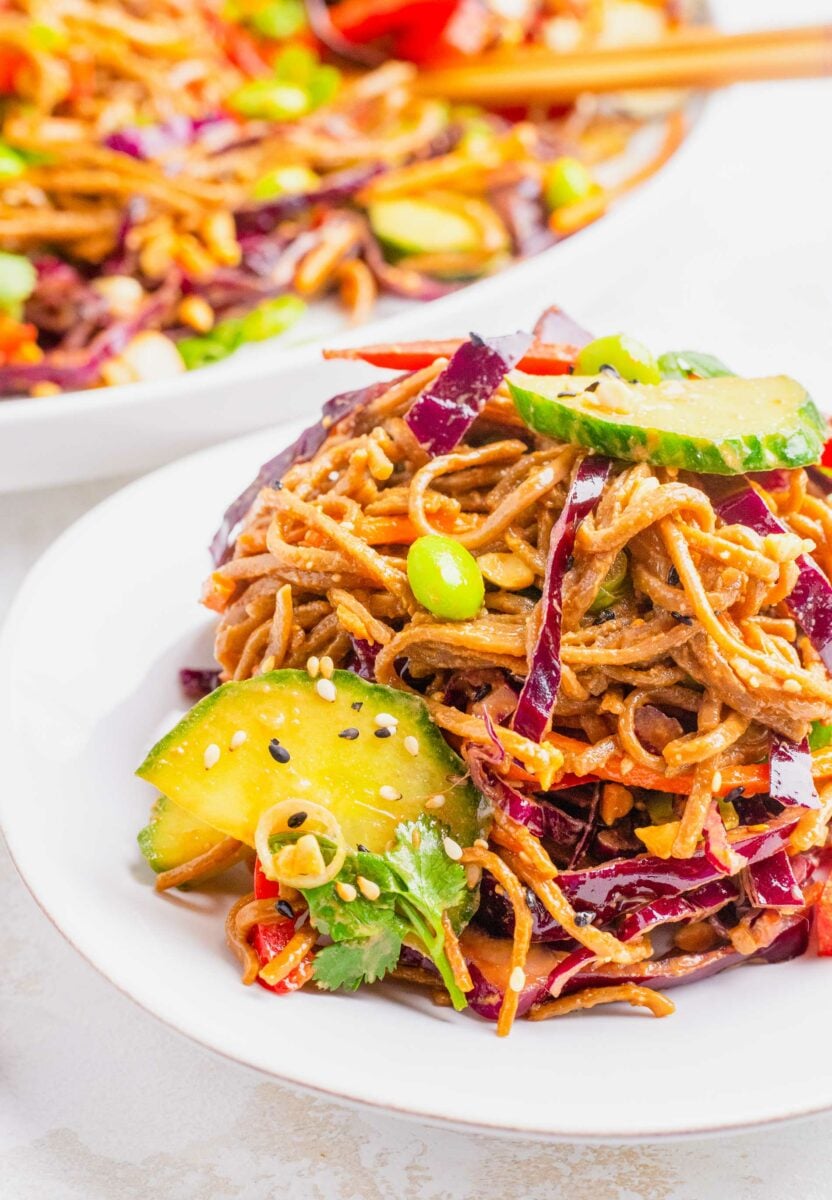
[415,24,832,105]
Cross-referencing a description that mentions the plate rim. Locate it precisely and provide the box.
[3,421,832,1142]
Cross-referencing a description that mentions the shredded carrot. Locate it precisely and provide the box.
[202,570,238,613]
[529,983,675,1021]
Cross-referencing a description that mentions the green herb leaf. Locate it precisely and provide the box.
[313,926,404,992]
[305,815,472,1009]
[658,350,734,380]
[178,296,304,370]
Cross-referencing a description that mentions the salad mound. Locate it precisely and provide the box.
[136,304,832,1035]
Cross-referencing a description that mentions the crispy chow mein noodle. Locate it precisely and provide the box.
[0,0,687,396]
[137,311,832,1034]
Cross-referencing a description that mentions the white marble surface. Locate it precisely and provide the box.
[5,2,832,1192]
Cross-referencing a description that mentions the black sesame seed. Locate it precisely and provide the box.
[670,612,693,625]
[357,844,369,853]
[339,727,360,740]
[351,701,363,711]
[592,607,615,625]
[667,565,680,587]
[599,363,621,379]
[374,727,392,738]
[585,380,600,393]
[275,900,294,918]
[574,911,593,927]
[287,811,307,829]
[723,786,745,804]
[565,554,575,572]
[268,739,291,763]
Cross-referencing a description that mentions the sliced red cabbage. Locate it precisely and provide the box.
[769,732,821,809]
[0,282,176,397]
[303,0,386,66]
[362,233,460,301]
[512,456,611,741]
[744,850,805,909]
[349,637,380,681]
[235,164,385,236]
[559,913,810,997]
[466,962,542,1022]
[179,667,220,700]
[617,877,739,943]
[532,305,593,347]
[713,482,832,672]
[467,748,583,847]
[209,376,395,564]
[404,331,532,456]
[807,465,832,496]
[490,178,553,258]
[105,114,231,161]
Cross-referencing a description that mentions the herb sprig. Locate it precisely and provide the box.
[303,814,470,1010]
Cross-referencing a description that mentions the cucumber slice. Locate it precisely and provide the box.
[368,197,480,256]
[138,795,226,873]
[508,371,825,475]
[137,670,487,854]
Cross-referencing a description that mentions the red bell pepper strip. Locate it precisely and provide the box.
[323,339,578,375]
[328,0,490,65]
[251,857,314,993]
[821,435,832,470]
[818,876,832,956]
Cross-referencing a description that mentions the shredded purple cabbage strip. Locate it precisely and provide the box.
[209,376,397,565]
[512,456,611,741]
[404,330,532,457]
[714,481,832,672]
[769,732,821,809]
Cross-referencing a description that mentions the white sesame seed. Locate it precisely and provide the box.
[203,743,220,769]
[619,757,634,776]
[379,785,401,802]
[404,735,419,756]
[411,828,421,849]
[328,470,339,482]
[443,836,463,861]
[229,730,247,750]
[319,655,334,679]
[748,675,761,689]
[465,864,482,889]
[474,838,489,850]
[712,770,723,792]
[336,881,357,902]
[306,655,320,678]
[316,677,337,702]
[375,712,398,728]
[357,875,380,901]
[783,679,800,693]
[425,794,445,810]
[509,966,526,993]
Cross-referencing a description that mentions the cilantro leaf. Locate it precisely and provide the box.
[658,350,734,380]
[386,817,467,916]
[304,815,473,1010]
[313,926,404,992]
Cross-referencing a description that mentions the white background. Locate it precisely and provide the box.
[3,1,832,1195]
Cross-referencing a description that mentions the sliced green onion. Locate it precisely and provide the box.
[0,143,26,179]
[248,0,306,39]
[178,295,305,370]
[229,79,310,121]
[252,164,320,201]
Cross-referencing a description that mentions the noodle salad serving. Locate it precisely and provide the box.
[136,307,832,1035]
[0,0,686,397]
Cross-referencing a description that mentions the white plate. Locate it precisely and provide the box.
[3,421,832,1141]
